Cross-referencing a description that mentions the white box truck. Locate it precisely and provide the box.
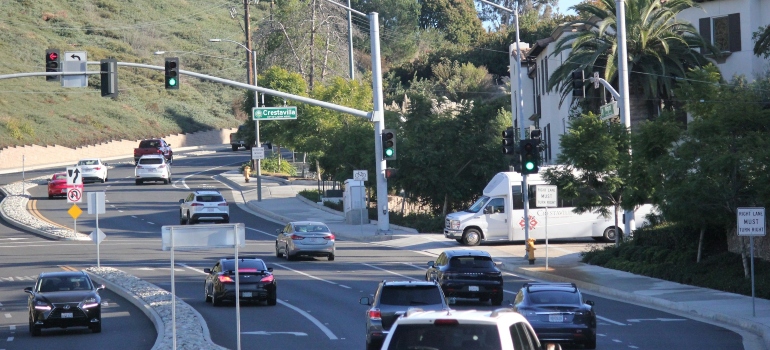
[444,171,654,246]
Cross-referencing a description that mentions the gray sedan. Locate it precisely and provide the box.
[275,221,335,261]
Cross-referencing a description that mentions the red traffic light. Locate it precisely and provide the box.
[48,52,58,60]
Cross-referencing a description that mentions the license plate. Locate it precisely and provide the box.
[468,286,479,292]
[61,189,67,193]
[243,292,252,298]
[549,314,564,323]
[61,312,73,318]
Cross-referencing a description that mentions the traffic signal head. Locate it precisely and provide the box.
[384,168,398,179]
[520,139,540,175]
[100,58,118,98]
[165,57,179,89]
[502,127,516,157]
[382,129,396,160]
[572,70,585,98]
[45,49,60,82]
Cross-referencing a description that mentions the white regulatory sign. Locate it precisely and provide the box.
[738,207,765,236]
[66,166,83,186]
[251,147,265,160]
[67,188,82,203]
[536,185,558,207]
[353,170,368,182]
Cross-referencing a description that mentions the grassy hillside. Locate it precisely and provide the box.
[0,0,263,148]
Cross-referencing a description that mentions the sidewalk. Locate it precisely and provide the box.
[219,171,770,350]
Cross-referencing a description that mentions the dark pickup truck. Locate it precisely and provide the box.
[134,139,173,165]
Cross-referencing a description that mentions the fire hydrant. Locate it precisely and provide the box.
[526,238,536,265]
[243,165,251,183]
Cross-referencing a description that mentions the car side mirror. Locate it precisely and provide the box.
[267,267,273,272]
[359,297,370,306]
[427,261,435,267]
[179,199,184,204]
[446,297,455,305]
[484,206,493,214]
[586,300,595,306]
[96,284,105,291]
[24,286,33,294]
[204,268,211,273]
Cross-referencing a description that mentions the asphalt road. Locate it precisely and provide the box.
[0,147,747,349]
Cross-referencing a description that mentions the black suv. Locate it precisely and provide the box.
[426,249,504,305]
[359,280,450,350]
[514,282,597,349]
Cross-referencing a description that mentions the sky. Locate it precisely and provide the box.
[556,0,582,16]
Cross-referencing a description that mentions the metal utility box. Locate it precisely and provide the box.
[343,179,369,224]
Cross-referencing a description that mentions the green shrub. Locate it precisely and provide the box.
[262,155,297,176]
[299,190,321,202]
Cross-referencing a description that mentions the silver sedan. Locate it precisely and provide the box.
[275,221,335,261]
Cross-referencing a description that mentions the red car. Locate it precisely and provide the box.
[47,172,83,199]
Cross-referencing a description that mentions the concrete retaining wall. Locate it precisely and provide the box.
[0,128,237,172]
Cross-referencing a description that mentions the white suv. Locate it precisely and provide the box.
[135,155,172,185]
[381,309,549,350]
[179,190,230,224]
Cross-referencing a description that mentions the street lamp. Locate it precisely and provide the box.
[209,38,263,203]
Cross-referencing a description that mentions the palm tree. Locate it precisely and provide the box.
[753,25,770,59]
[546,0,720,128]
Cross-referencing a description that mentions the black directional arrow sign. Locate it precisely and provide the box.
[66,166,82,185]
[70,54,81,60]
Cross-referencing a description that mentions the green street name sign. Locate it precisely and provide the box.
[599,101,619,121]
[252,107,298,120]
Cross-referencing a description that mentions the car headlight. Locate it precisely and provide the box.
[80,297,100,309]
[34,300,52,311]
[449,220,460,230]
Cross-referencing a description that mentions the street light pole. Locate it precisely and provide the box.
[616,0,633,243]
[209,38,262,202]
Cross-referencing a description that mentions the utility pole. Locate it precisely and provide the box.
[244,0,253,85]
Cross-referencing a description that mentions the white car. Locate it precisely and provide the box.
[179,190,229,224]
[135,155,171,185]
[76,158,108,183]
[381,309,549,350]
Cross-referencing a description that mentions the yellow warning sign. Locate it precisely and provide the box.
[68,204,83,219]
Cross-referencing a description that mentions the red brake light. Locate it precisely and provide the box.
[260,274,274,283]
[291,234,304,240]
[156,149,162,154]
[368,309,381,320]
[218,202,229,206]
[218,275,234,283]
[191,203,203,206]
[136,165,143,169]
[159,164,166,168]
[434,319,459,326]
[324,234,335,240]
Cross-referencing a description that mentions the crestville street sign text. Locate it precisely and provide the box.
[252,106,298,120]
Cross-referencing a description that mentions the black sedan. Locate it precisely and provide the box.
[25,271,104,336]
[204,258,277,306]
[425,249,504,305]
[513,282,597,349]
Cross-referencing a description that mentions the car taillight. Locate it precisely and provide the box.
[291,234,304,240]
[218,202,229,206]
[260,275,274,283]
[156,149,162,154]
[324,234,335,240]
[218,275,234,283]
[368,308,381,320]
[191,203,203,206]
[434,319,459,326]
[136,165,143,169]
[94,167,101,170]
[159,164,166,168]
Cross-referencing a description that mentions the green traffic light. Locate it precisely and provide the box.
[524,162,534,170]
[168,78,177,86]
[384,148,394,157]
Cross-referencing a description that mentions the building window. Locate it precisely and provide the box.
[699,13,741,53]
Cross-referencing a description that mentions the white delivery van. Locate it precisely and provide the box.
[444,171,654,246]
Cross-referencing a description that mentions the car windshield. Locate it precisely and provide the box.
[449,256,495,269]
[139,158,163,165]
[53,174,67,180]
[379,286,444,306]
[221,260,267,272]
[78,160,98,165]
[528,291,581,305]
[294,224,330,233]
[386,324,501,350]
[196,195,224,203]
[466,196,489,213]
[139,140,160,148]
[39,276,91,292]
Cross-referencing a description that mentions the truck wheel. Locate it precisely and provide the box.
[603,226,619,242]
[462,229,482,246]
[232,145,238,151]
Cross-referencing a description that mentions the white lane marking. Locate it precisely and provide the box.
[118,210,124,213]
[361,263,418,281]
[131,216,137,218]
[598,315,627,326]
[178,263,339,340]
[4,313,10,318]
[9,325,15,330]
[0,302,3,306]
[173,161,243,190]
[147,222,155,225]
[242,331,307,336]
[246,227,277,238]
[8,336,14,341]
[272,263,338,286]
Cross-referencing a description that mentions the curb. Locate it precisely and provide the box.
[506,265,770,350]
[0,186,77,241]
[85,271,165,349]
